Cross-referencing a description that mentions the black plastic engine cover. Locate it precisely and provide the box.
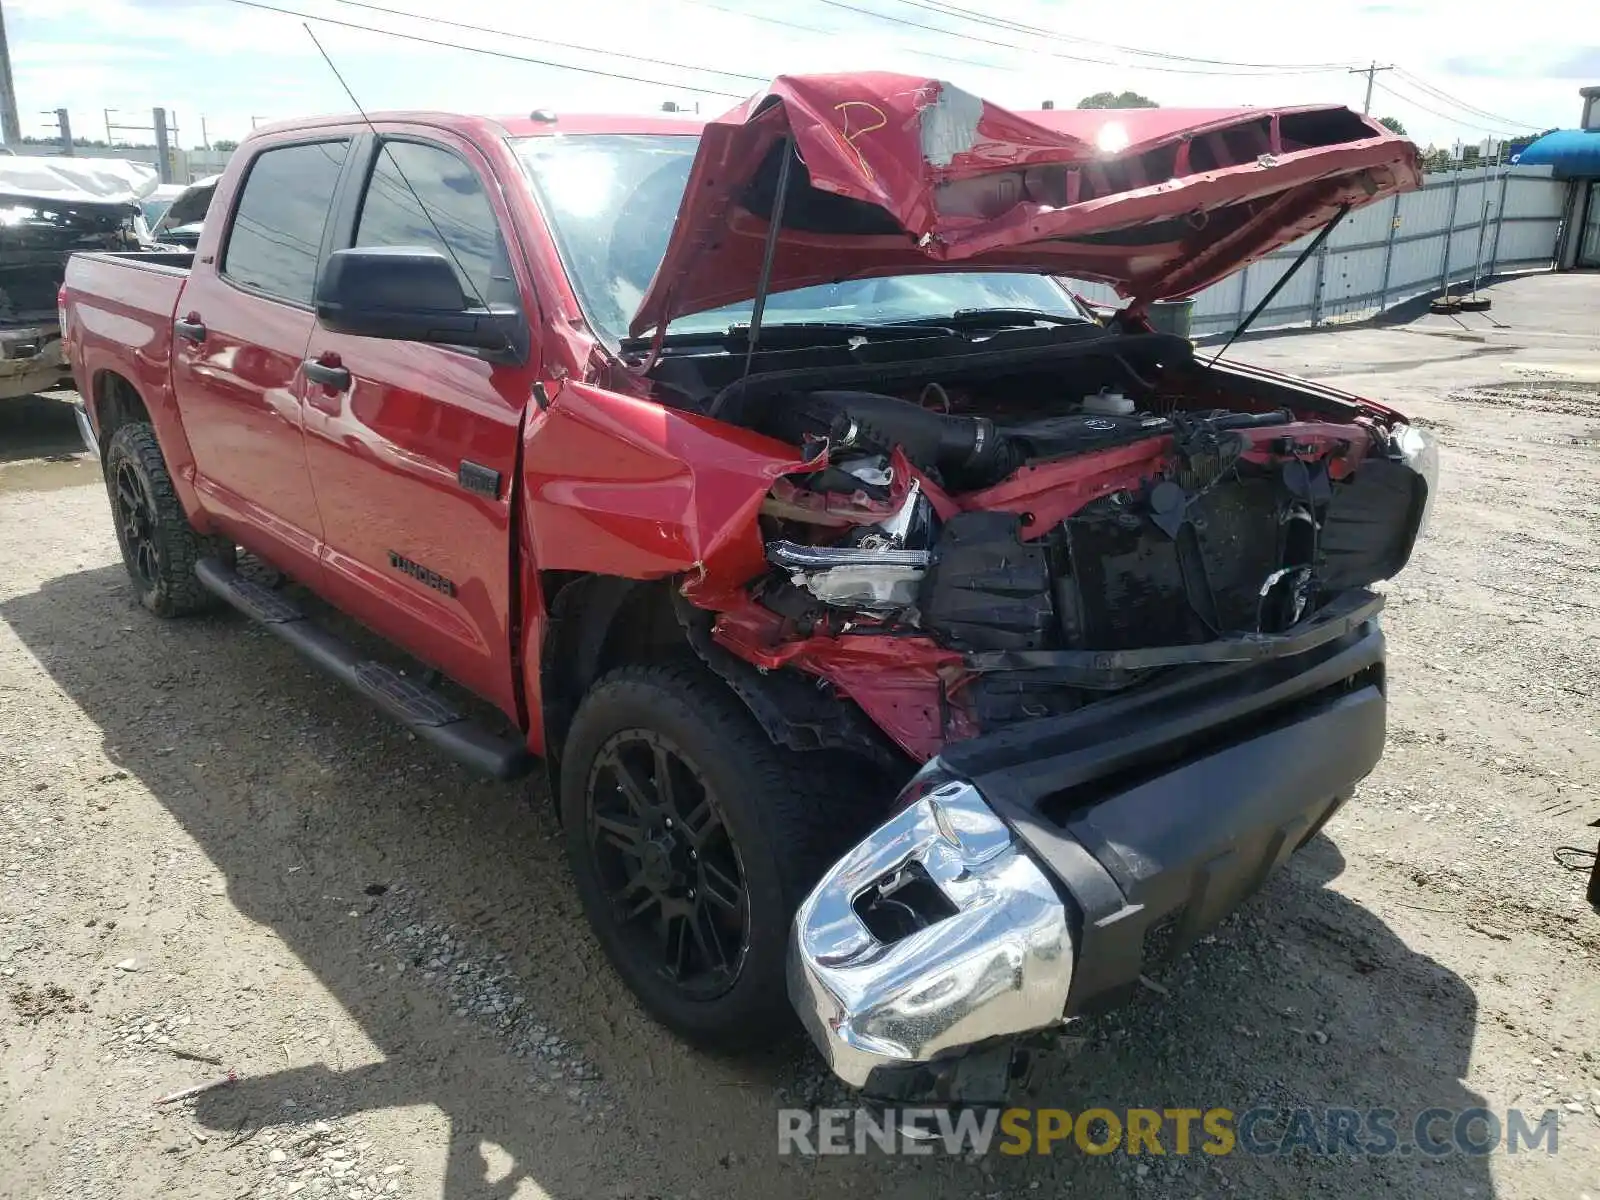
[918,512,1055,651]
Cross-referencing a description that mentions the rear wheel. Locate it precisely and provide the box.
[104,422,232,617]
[559,662,877,1049]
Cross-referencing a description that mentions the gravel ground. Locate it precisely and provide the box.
[2,274,1598,1199]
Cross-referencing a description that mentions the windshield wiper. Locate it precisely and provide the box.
[895,308,1088,330]
[621,321,953,354]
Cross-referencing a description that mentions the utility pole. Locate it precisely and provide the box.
[0,1,22,146]
[1349,60,1394,116]
[152,107,172,184]
[39,107,71,155]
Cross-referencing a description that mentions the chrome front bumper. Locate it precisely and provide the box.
[787,773,1073,1090]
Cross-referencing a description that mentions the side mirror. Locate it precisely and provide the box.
[314,246,518,355]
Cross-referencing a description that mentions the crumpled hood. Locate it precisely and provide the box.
[0,155,159,206]
[629,73,1421,338]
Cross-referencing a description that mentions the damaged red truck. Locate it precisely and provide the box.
[60,75,1434,1100]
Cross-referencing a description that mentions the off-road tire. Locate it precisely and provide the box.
[104,422,233,617]
[560,661,880,1051]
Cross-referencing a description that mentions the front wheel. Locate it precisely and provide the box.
[559,662,877,1050]
[103,422,232,617]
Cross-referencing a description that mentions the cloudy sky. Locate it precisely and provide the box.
[5,0,1593,149]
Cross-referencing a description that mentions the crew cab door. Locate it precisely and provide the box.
[172,136,354,583]
[300,129,537,720]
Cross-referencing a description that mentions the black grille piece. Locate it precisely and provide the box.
[918,511,1055,651]
[1059,476,1283,649]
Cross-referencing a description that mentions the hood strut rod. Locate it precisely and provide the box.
[1209,203,1350,365]
[742,136,796,380]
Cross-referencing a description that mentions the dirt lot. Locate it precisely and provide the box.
[2,274,1598,1200]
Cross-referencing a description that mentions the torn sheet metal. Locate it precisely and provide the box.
[630,73,1422,336]
[0,156,159,206]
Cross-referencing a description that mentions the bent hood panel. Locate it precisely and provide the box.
[629,74,1421,337]
[0,155,159,206]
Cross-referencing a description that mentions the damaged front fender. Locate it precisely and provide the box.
[520,379,815,585]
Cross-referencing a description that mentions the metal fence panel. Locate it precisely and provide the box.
[1061,164,1568,336]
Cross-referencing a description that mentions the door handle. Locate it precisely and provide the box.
[303,359,351,390]
[174,316,206,343]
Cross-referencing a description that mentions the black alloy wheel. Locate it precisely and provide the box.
[585,729,749,999]
[112,458,162,589]
[102,421,233,617]
[558,661,882,1050]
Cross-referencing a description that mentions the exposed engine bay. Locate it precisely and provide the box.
[673,332,1433,756]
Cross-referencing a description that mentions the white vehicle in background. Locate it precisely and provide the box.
[139,182,189,238]
[147,174,219,249]
[0,155,157,401]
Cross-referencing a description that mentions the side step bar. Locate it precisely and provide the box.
[195,558,531,781]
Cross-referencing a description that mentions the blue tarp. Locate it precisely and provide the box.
[1511,129,1600,175]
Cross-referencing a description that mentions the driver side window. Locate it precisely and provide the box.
[353,140,516,307]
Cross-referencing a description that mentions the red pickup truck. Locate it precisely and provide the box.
[61,74,1434,1101]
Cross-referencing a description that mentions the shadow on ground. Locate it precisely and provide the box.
[3,563,1498,1198]
[0,391,84,464]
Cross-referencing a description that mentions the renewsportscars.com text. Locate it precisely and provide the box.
[777,1106,1562,1158]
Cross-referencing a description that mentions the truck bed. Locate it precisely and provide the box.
[63,250,196,399]
[74,250,195,272]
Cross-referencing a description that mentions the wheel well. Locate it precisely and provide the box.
[92,371,150,448]
[539,576,689,764]
[536,573,913,801]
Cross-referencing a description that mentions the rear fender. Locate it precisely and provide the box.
[88,364,209,526]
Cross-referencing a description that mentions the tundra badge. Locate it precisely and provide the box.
[387,551,456,597]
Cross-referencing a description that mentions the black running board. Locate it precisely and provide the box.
[195,558,531,781]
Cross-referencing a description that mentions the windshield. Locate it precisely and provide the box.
[513,133,1087,345]
[160,183,215,231]
[141,198,173,228]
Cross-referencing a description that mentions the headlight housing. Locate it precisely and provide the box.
[1391,424,1439,538]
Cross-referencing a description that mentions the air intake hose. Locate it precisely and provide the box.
[775,390,1014,483]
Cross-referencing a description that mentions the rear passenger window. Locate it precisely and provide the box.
[354,141,511,307]
[222,140,349,304]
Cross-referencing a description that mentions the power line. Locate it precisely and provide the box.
[1391,67,1543,132]
[326,0,767,84]
[884,0,1358,71]
[673,0,1001,70]
[224,0,750,97]
[1371,79,1528,137]
[806,0,1362,76]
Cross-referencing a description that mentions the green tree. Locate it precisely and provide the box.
[1420,146,1455,173]
[1377,115,1406,136]
[1077,91,1158,109]
[212,139,239,152]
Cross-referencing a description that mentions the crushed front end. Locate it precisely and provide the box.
[578,74,1433,1090]
[789,603,1389,1094]
[683,341,1437,1092]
